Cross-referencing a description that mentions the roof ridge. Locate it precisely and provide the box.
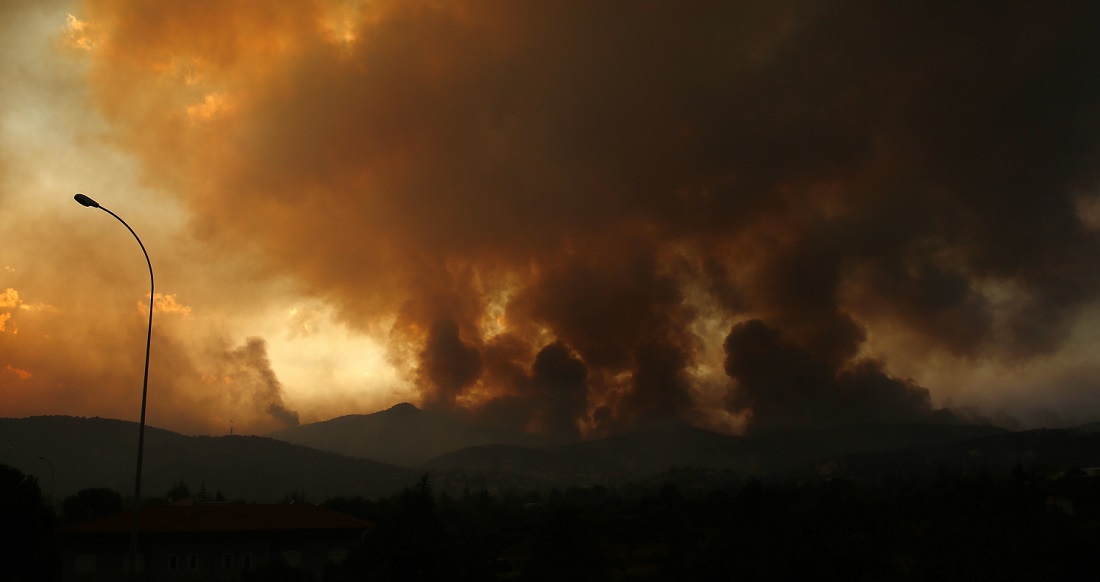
[59,503,371,534]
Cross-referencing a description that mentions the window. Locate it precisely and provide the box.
[168,554,179,571]
[223,553,233,569]
[242,553,253,571]
[74,554,96,573]
[281,550,303,568]
[188,554,199,570]
[123,554,144,572]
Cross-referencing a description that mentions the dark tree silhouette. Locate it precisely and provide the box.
[0,464,56,581]
[167,479,191,502]
[61,487,123,525]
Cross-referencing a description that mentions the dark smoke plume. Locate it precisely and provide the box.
[528,341,589,440]
[74,0,1100,432]
[418,319,483,409]
[224,337,300,429]
[724,319,951,430]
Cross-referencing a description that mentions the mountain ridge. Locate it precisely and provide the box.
[8,411,1096,503]
[0,415,418,502]
[267,402,553,466]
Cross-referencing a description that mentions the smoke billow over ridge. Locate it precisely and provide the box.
[65,0,1100,434]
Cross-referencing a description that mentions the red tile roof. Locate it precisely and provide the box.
[58,504,370,535]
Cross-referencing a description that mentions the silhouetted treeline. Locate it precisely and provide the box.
[324,467,1100,581]
[9,460,1100,580]
[0,464,57,581]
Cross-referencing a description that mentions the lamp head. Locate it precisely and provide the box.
[74,193,100,208]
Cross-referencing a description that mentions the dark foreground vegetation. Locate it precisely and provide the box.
[5,461,1100,581]
[320,466,1100,581]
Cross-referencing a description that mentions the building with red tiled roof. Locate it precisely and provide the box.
[57,502,370,581]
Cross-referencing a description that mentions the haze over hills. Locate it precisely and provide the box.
[6,410,1100,504]
[267,403,1008,475]
[268,402,553,466]
[419,423,1011,490]
[0,416,417,502]
[837,427,1100,479]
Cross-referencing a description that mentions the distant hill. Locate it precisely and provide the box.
[740,422,1009,474]
[553,425,748,480]
[1075,421,1100,434]
[837,427,1100,479]
[268,402,551,466]
[418,422,1010,493]
[0,416,419,502]
[420,425,747,493]
[8,413,1076,503]
[274,406,1008,480]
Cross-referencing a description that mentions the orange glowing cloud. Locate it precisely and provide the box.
[5,0,1096,434]
[140,293,192,317]
[3,365,32,380]
[0,288,20,308]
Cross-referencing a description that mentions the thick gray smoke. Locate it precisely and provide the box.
[77,0,1100,433]
[223,338,300,429]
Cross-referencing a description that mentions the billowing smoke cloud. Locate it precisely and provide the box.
[417,325,591,439]
[0,277,299,435]
[214,337,301,430]
[510,250,697,431]
[527,341,588,440]
[724,319,950,430]
[417,319,482,409]
[48,0,1100,433]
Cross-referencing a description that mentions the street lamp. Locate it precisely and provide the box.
[38,456,54,508]
[74,193,153,578]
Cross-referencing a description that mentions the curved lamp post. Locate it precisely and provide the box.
[38,455,54,507]
[74,193,153,578]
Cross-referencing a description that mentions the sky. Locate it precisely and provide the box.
[2,0,1100,437]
